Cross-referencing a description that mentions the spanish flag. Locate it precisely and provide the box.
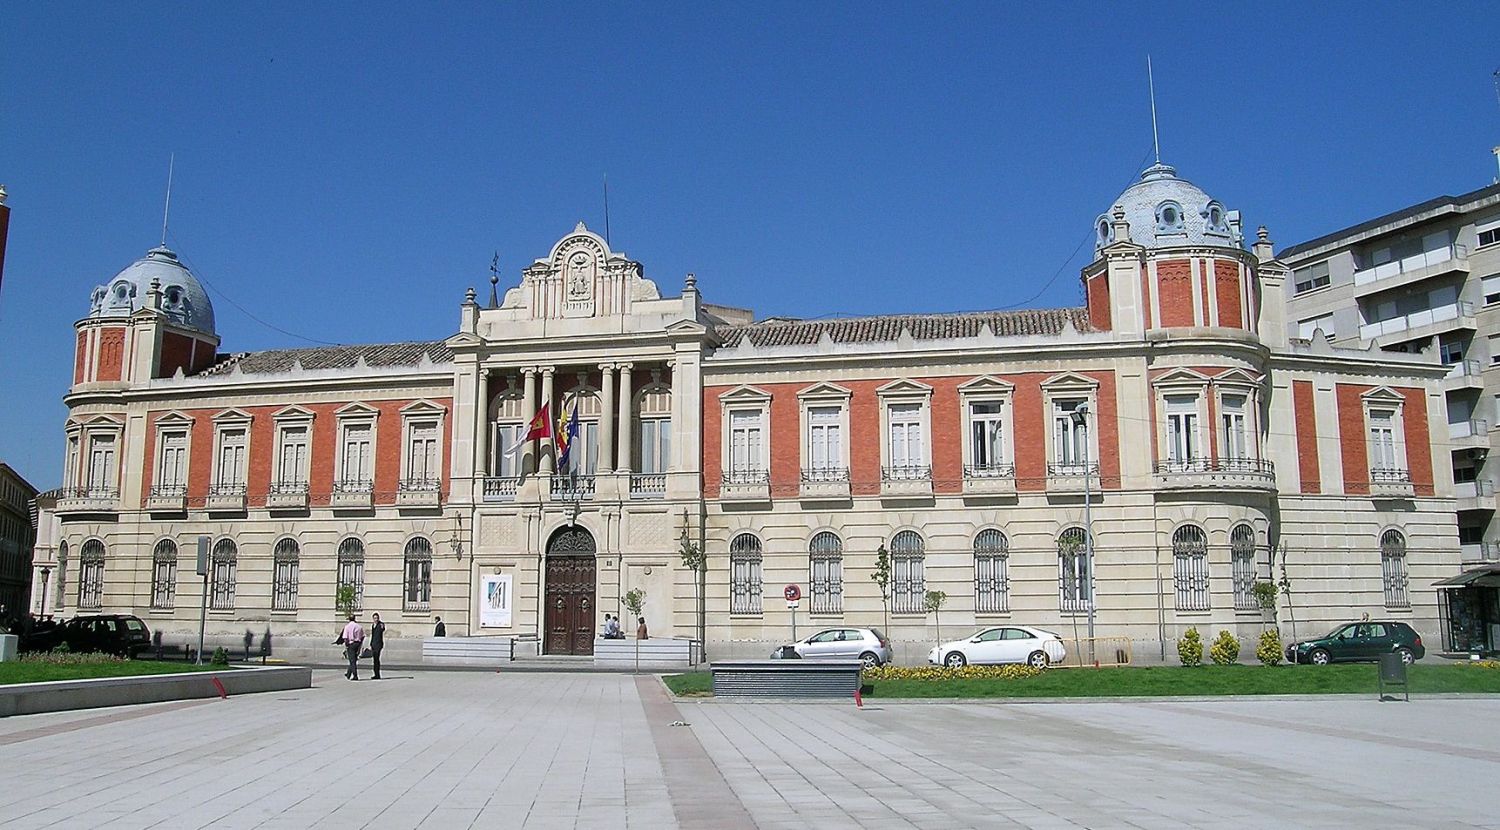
[504,402,553,456]
[556,402,581,471]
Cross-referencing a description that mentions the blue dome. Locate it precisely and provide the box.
[89,246,215,335]
[1094,163,1240,254]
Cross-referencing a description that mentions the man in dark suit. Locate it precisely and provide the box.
[370,613,385,680]
[433,616,446,637]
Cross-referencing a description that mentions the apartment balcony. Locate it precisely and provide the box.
[1152,458,1277,492]
[550,474,595,501]
[800,467,850,500]
[55,486,119,514]
[629,473,667,500]
[330,480,374,509]
[720,469,769,502]
[483,476,520,502]
[1359,300,1476,343]
[1369,467,1415,499]
[1444,359,1485,392]
[396,477,441,508]
[266,481,308,510]
[146,484,187,512]
[206,483,247,512]
[1450,419,1490,451]
[1352,243,1469,297]
[963,464,1016,496]
[1046,463,1098,494]
[1456,479,1496,513]
[1461,541,1500,564]
[881,465,933,499]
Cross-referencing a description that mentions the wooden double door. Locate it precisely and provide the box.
[544,527,598,655]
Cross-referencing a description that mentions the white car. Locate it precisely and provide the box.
[928,626,1066,669]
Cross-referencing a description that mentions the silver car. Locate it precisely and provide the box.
[776,627,893,667]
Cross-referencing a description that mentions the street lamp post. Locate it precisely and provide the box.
[37,567,51,617]
[1070,403,1096,664]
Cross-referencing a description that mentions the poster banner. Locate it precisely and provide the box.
[479,573,512,628]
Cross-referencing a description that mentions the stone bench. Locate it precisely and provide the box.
[710,659,864,698]
[593,638,702,669]
[421,636,522,666]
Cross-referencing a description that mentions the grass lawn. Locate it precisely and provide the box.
[662,663,1500,699]
[0,660,220,686]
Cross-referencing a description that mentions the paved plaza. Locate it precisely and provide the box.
[0,670,1497,829]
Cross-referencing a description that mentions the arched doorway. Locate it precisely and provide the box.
[544,526,597,655]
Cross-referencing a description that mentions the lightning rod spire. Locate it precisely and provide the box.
[160,153,174,247]
[1148,56,1161,164]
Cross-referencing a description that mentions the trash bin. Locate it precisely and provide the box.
[1378,652,1408,702]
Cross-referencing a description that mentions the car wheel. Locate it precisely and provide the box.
[944,651,967,668]
[1309,649,1331,666]
[860,651,882,669]
[1027,650,1050,669]
[1395,647,1415,665]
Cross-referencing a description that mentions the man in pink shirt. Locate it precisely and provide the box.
[340,615,365,681]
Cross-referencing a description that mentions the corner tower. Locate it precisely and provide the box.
[74,246,220,388]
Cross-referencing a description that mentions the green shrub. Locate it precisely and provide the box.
[1209,630,1241,665]
[20,651,126,666]
[1257,629,1283,666]
[1177,626,1203,667]
[210,647,230,666]
[863,664,1041,681]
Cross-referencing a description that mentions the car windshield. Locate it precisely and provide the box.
[1324,624,1353,639]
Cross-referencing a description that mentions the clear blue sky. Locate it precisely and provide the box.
[3,4,1498,488]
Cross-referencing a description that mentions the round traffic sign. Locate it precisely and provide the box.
[784,584,802,602]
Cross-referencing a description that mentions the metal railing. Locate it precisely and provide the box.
[333,479,374,493]
[882,465,932,482]
[1152,458,1276,475]
[60,486,119,500]
[964,463,1015,479]
[1047,463,1098,477]
[149,484,188,498]
[800,467,850,482]
[1353,242,1467,287]
[1370,467,1412,484]
[1359,299,1475,339]
[398,477,441,492]
[724,469,770,485]
[208,483,247,497]
[268,480,308,495]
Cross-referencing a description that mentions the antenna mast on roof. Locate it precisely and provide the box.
[160,153,175,247]
[1491,69,1500,182]
[1148,56,1161,164]
[603,173,611,246]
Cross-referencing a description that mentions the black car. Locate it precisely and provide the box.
[1286,621,1425,665]
[23,615,152,658]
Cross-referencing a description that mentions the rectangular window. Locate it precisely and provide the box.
[1059,548,1091,612]
[1369,410,1398,470]
[1231,551,1257,611]
[887,403,924,472]
[78,561,103,609]
[1439,338,1466,365]
[728,410,764,476]
[65,436,80,489]
[494,423,522,477]
[405,559,432,610]
[807,406,843,475]
[810,553,843,615]
[969,402,1006,471]
[573,420,600,476]
[272,559,299,612]
[1293,261,1330,293]
[407,422,440,483]
[975,553,1009,614]
[638,418,671,474]
[277,426,309,487]
[215,429,247,488]
[151,558,176,609]
[341,423,374,485]
[730,554,762,614]
[210,559,236,611]
[1165,395,1200,467]
[157,432,188,491]
[1173,553,1211,612]
[87,434,117,495]
[1297,313,1335,341]
[890,554,926,614]
[1476,218,1500,249]
[1221,394,1248,461]
[1484,274,1500,306]
[1052,399,1088,470]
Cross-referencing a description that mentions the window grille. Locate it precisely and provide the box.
[1230,525,1257,611]
[729,533,763,614]
[809,531,843,614]
[889,530,925,614]
[404,537,433,612]
[151,539,177,609]
[1058,527,1091,612]
[78,539,104,610]
[273,538,300,612]
[210,538,237,611]
[974,529,1010,613]
[1381,530,1410,609]
[337,537,366,611]
[1172,525,1210,611]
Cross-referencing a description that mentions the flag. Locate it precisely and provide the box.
[504,402,552,456]
[556,402,582,471]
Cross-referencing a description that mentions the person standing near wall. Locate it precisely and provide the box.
[369,613,385,680]
[340,614,364,681]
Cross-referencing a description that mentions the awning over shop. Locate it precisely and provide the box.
[1433,564,1500,588]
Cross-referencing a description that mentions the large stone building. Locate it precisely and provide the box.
[1283,178,1500,653]
[0,463,38,622]
[33,162,1462,662]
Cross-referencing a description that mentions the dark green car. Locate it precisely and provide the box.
[1286,621,1425,665]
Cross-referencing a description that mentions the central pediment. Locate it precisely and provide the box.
[501,222,661,320]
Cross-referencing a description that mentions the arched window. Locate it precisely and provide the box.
[337,537,366,611]
[1381,530,1409,609]
[404,537,434,612]
[974,529,1010,614]
[1058,527,1091,613]
[809,532,843,614]
[729,533,763,615]
[561,386,603,475]
[489,386,527,480]
[1172,525,1210,611]
[273,538,300,612]
[889,530,925,615]
[1156,200,1185,232]
[636,382,673,477]
[151,539,178,609]
[210,538,237,610]
[1230,525,1257,611]
[78,539,105,610]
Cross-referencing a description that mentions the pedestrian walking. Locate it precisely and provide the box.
[340,614,364,680]
[370,613,385,680]
[433,616,446,637]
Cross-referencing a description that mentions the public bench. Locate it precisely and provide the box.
[421,636,521,666]
[709,659,863,698]
[593,637,701,669]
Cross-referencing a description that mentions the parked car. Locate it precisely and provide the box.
[22,615,152,658]
[1286,621,1424,665]
[773,628,893,667]
[928,626,1066,669]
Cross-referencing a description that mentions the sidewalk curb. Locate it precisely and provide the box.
[673,692,1500,705]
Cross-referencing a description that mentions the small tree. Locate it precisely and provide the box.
[679,526,706,663]
[1252,581,1278,622]
[623,588,646,673]
[870,544,891,636]
[924,590,948,644]
[1177,626,1203,667]
[1277,544,1298,645]
[335,585,357,619]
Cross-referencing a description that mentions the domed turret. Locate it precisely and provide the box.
[89,245,215,335]
[1093,163,1241,253]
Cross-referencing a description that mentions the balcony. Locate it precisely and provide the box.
[1456,479,1496,512]
[630,473,667,500]
[881,465,933,499]
[331,479,374,509]
[1152,458,1277,492]
[1461,542,1500,564]
[146,484,187,512]
[1359,300,1476,343]
[1352,243,1469,297]
[483,476,520,502]
[963,464,1016,496]
[206,483,247,512]
[720,469,770,502]
[550,474,595,501]
[1449,418,1490,451]
[1369,467,1415,499]
[1444,359,1485,392]
[800,467,850,500]
[56,486,119,514]
[397,477,441,508]
[267,481,308,510]
[1046,463,1098,494]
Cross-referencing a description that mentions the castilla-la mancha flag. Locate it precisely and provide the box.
[505,402,553,456]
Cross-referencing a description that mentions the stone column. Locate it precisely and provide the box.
[540,367,556,474]
[600,363,616,473]
[521,367,538,475]
[616,363,634,473]
[474,369,491,479]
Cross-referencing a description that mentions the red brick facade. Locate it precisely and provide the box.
[1292,380,1320,493]
[1156,260,1193,327]
[1213,259,1243,329]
